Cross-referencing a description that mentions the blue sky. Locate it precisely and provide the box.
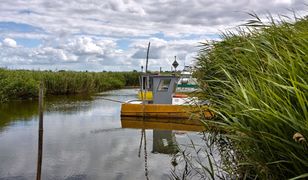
[0,0,307,71]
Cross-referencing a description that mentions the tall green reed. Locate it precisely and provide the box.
[0,69,140,102]
[196,15,308,179]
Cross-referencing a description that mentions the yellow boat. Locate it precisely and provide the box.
[121,74,213,119]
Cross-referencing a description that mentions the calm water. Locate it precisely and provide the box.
[0,89,211,180]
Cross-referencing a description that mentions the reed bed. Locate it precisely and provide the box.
[0,69,140,102]
[196,15,308,179]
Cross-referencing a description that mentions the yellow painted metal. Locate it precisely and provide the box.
[121,117,205,132]
[137,90,153,100]
[121,103,213,119]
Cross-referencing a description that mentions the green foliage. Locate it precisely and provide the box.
[121,71,141,86]
[0,69,140,102]
[196,15,308,179]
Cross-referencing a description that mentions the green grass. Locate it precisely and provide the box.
[0,69,140,102]
[196,14,308,179]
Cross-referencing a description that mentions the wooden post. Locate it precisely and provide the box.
[36,82,44,180]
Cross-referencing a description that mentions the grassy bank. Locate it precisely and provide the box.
[0,69,140,102]
[196,15,308,179]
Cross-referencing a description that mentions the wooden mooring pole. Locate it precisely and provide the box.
[36,82,44,180]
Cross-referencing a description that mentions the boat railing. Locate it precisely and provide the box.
[125,99,146,104]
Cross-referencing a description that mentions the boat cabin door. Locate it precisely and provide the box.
[152,76,179,104]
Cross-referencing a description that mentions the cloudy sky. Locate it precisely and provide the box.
[0,0,307,71]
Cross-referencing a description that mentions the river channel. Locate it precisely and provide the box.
[0,89,214,180]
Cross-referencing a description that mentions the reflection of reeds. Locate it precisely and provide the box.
[195,14,308,179]
[0,94,94,131]
[169,132,229,180]
[0,100,38,130]
[0,70,140,102]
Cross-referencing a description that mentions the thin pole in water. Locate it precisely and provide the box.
[143,129,149,180]
[36,82,44,180]
[138,42,150,179]
[138,130,144,158]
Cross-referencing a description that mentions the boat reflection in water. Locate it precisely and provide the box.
[121,116,205,154]
[121,117,204,132]
[121,117,205,178]
[152,130,179,155]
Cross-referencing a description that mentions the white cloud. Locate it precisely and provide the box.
[66,37,103,55]
[129,38,201,71]
[3,38,17,48]
[32,47,78,63]
[0,0,307,70]
[275,0,293,4]
[1,0,307,37]
[0,34,201,71]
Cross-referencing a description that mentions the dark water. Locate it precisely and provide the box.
[0,89,211,180]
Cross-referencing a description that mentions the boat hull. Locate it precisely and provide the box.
[121,103,213,119]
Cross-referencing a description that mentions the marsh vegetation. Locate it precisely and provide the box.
[195,14,308,179]
[0,69,140,102]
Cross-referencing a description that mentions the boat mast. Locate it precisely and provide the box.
[145,42,150,73]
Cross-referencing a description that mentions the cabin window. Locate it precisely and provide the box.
[149,77,153,90]
[142,76,147,90]
[157,79,171,91]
